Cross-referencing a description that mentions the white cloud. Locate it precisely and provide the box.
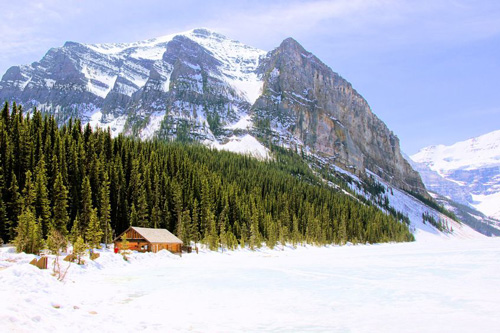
[205,0,500,52]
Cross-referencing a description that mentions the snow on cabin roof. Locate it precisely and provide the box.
[121,226,183,244]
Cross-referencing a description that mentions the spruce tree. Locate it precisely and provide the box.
[98,171,112,246]
[70,216,81,245]
[80,176,93,239]
[52,172,69,236]
[129,204,138,227]
[14,208,43,254]
[135,187,149,227]
[22,170,36,210]
[34,157,51,237]
[72,235,87,265]
[85,208,102,252]
[190,199,200,244]
[0,166,9,243]
[176,210,189,244]
[7,173,22,241]
[206,210,218,251]
[172,179,183,231]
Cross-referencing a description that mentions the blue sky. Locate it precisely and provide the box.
[0,0,499,154]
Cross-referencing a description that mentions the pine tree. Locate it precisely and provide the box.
[151,202,161,229]
[206,210,218,251]
[218,204,229,252]
[72,235,87,265]
[7,173,22,240]
[85,208,102,252]
[119,232,131,260]
[265,214,277,249]
[172,179,183,231]
[14,208,43,254]
[0,166,9,243]
[0,194,8,244]
[190,199,200,244]
[22,170,36,210]
[46,227,68,280]
[47,227,67,256]
[52,172,69,236]
[177,210,191,244]
[129,204,138,227]
[70,216,81,245]
[135,187,149,227]
[98,171,112,246]
[338,216,347,246]
[200,177,211,238]
[80,176,93,239]
[34,157,51,237]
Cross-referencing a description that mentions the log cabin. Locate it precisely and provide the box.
[114,226,183,253]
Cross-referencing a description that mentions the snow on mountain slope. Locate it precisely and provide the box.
[209,134,270,160]
[412,129,500,173]
[411,129,500,219]
[362,170,484,242]
[0,28,266,142]
[84,28,266,104]
[472,192,500,220]
[185,29,266,104]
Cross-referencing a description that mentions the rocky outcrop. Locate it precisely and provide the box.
[253,38,427,196]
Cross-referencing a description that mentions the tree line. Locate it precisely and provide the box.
[0,102,414,254]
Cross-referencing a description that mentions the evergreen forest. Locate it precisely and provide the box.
[0,102,414,254]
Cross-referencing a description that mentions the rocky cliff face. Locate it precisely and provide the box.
[0,29,427,197]
[253,38,426,196]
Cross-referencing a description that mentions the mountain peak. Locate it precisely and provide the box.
[412,129,500,172]
[279,37,306,53]
[411,128,500,220]
[190,28,226,39]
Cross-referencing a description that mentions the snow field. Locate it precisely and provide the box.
[471,192,500,220]
[411,129,500,173]
[1,239,500,332]
[210,134,270,160]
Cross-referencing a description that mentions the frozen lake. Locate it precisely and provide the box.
[2,239,500,332]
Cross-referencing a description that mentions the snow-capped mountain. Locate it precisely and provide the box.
[0,28,487,239]
[411,130,500,220]
[0,28,427,199]
[0,29,265,142]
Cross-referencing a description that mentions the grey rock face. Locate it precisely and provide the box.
[253,38,427,196]
[0,29,428,197]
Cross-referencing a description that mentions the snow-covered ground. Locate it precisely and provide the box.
[209,134,270,160]
[2,238,500,332]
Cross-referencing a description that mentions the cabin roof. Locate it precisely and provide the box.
[116,226,183,244]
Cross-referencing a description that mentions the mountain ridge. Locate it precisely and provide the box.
[411,129,500,222]
[1,28,429,200]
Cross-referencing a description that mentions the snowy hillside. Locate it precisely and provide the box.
[361,170,482,242]
[411,129,500,220]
